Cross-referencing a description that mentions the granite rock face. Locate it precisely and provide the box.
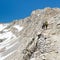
[0,7,60,60]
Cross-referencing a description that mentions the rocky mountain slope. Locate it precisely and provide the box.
[0,7,60,60]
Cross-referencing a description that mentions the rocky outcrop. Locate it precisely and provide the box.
[0,7,60,60]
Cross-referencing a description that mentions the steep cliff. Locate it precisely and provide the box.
[0,7,60,60]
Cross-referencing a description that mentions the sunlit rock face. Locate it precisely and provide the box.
[1,7,60,60]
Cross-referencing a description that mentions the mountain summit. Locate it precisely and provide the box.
[0,7,60,60]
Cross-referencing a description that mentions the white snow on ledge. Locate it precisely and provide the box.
[0,24,8,31]
[0,24,24,60]
[13,25,23,32]
[0,31,16,40]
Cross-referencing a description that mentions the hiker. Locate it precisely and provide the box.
[42,21,48,29]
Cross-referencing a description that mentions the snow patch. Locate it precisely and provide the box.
[3,29,9,32]
[0,24,23,60]
[37,14,40,16]
[0,31,16,40]
[13,25,23,32]
[0,24,8,31]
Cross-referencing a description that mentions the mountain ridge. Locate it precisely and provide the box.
[0,7,60,60]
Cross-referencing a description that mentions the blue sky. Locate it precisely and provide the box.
[0,0,60,23]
